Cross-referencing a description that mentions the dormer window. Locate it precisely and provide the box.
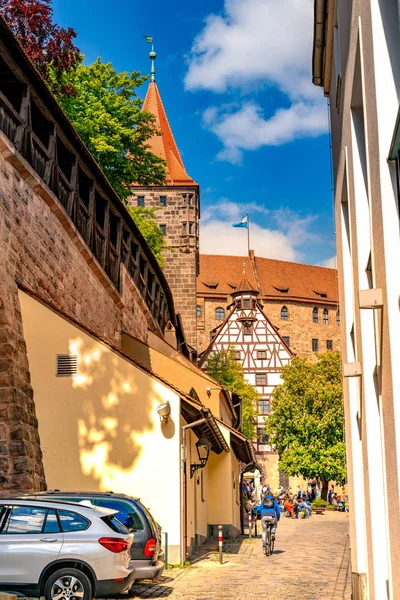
[274,286,289,293]
[203,282,218,290]
[314,290,328,298]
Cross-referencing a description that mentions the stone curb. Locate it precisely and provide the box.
[0,594,17,600]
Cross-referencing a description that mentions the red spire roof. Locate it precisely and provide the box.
[142,81,197,186]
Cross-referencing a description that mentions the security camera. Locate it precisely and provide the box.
[206,387,211,396]
[157,401,171,423]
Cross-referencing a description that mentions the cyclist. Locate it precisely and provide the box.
[257,492,281,550]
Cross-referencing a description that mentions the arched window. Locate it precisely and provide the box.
[336,310,340,325]
[215,307,225,321]
[312,307,319,324]
[196,305,202,318]
[281,306,288,321]
[323,308,329,325]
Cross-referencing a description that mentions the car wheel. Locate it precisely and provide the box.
[44,568,92,600]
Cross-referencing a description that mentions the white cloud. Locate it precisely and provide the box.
[200,200,319,261]
[205,100,327,163]
[185,0,327,161]
[319,255,337,268]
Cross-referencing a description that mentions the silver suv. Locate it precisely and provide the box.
[0,499,135,600]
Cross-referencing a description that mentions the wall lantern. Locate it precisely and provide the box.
[190,437,212,478]
[157,401,171,424]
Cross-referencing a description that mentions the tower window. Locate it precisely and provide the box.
[137,196,145,207]
[312,338,319,352]
[336,310,340,325]
[189,223,193,235]
[282,336,290,346]
[326,340,333,350]
[236,300,242,309]
[243,324,252,336]
[160,224,166,235]
[196,305,202,318]
[281,306,288,321]
[256,373,267,386]
[215,307,225,321]
[312,307,319,324]
[243,299,250,309]
[160,196,167,207]
[323,308,329,325]
[182,222,187,235]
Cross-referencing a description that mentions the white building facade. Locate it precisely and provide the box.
[313,1,400,598]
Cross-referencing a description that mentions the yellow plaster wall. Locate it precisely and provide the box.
[121,333,229,420]
[19,291,182,560]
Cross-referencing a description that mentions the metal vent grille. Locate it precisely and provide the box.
[56,354,78,377]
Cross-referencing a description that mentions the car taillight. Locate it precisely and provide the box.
[98,537,130,553]
[144,537,156,557]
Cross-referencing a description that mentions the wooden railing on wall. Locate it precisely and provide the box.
[0,48,174,334]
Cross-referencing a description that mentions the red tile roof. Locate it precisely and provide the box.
[141,81,197,186]
[197,255,338,303]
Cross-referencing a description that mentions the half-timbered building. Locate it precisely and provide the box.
[200,272,294,472]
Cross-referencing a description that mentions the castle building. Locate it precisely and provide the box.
[197,252,341,357]
[130,48,200,349]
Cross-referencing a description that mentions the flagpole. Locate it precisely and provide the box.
[247,213,250,256]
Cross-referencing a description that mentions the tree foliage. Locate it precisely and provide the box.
[58,59,166,199]
[126,206,168,268]
[205,347,259,439]
[0,0,80,94]
[266,351,346,497]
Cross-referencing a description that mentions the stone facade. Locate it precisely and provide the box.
[130,187,199,348]
[197,296,341,357]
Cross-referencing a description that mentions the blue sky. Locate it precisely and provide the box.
[52,0,335,266]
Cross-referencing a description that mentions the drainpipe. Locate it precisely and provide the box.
[312,0,327,87]
[181,418,206,564]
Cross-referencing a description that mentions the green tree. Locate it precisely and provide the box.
[205,347,258,439]
[58,58,166,199]
[126,206,168,268]
[266,351,346,499]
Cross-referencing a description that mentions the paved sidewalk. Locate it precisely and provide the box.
[130,511,351,599]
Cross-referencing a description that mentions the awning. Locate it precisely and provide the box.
[229,429,260,468]
[181,397,230,455]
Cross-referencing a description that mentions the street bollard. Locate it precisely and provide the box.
[248,512,252,539]
[218,525,223,564]
[162,531,168,570]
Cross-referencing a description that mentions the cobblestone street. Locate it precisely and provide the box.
[130,511,351,600]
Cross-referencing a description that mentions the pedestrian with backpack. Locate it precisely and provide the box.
[257,493,281,550]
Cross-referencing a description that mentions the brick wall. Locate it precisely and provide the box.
[130,188,199,348]
[197,296,341,357]
[0,147,154,492]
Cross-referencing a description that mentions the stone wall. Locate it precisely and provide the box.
[0,144,153,493]
[197,296,341,357]
[130,188,199,348]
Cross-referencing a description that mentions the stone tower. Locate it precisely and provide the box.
[130,48,199,349]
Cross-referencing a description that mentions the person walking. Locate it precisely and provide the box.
[257,493,281,549]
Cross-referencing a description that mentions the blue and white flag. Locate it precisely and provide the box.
[232,215,248,228]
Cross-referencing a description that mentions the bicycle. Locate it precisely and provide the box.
[264,521,275,556]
